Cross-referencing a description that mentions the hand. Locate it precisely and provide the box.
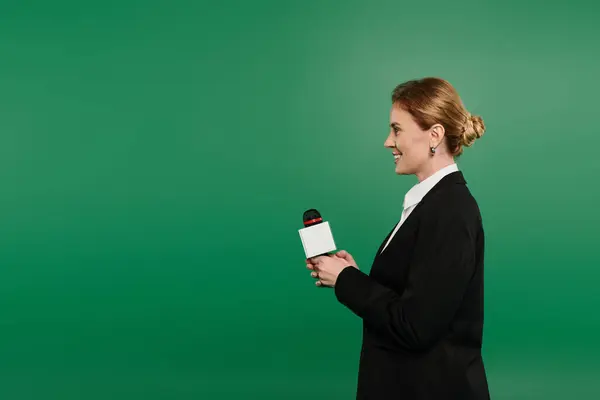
[306,250,358,287]
[333,250,358,269]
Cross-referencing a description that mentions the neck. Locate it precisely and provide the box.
[415,156,455,182]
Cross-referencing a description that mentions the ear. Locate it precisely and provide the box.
[430,123,445,148]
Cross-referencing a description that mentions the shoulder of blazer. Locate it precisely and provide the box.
[418,171,483,227]
[419,171,467,205]
[414,171,479,218]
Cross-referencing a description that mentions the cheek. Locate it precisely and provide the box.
[403,141,428,167]
[409,134,429,155]
[403,138,420,157]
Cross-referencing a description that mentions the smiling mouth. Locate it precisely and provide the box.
[394,152,402,164]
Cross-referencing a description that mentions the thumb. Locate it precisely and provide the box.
[335,250,357,265]
[335,250,348,258]
[335,250,353,262]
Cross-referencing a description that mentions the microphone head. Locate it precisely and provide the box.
[303,208,323,227]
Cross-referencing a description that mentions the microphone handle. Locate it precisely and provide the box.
[308,251,332,260]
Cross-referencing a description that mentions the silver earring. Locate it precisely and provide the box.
[430,146,436,155]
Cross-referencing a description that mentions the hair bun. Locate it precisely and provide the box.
[461,114,485,147]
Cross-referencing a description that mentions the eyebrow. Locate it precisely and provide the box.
[390,122,401,129]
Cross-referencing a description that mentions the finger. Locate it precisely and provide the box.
[311,271,318,278]
[335,250,355,264]
[335,252,350,261]
[306,263,314,270]
[316,278,332,287]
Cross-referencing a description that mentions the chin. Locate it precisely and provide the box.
[395,166,409,175]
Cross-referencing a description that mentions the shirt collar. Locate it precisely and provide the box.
[403,163,459,209]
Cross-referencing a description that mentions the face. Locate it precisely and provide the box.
[384,106,432,176]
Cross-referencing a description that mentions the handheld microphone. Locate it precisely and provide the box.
[298,208,337,259]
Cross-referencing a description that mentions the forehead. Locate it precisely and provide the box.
[389,105,414,125]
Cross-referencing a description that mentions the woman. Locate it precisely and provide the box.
[307,77,490,399]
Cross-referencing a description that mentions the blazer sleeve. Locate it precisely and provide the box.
[334,209,477,351]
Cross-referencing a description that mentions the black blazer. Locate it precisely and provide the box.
[335,171,490,400]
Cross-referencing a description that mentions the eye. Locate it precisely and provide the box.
[393,127,400,135]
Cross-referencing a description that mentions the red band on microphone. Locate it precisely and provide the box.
[304,217,323,226]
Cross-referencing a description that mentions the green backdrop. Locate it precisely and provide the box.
[1,1,598,399]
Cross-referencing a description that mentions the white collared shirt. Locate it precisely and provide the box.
[380,163,459,254]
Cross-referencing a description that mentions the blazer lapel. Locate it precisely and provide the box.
[374,221,398,258]
[372,171,466,262]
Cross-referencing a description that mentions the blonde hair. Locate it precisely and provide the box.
[391,77,485,156]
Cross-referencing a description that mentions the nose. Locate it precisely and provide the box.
[384,133,394,148]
